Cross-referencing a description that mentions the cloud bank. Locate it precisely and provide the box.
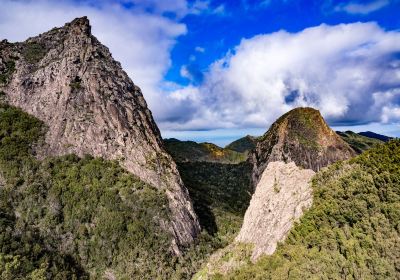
[164,22,400,130]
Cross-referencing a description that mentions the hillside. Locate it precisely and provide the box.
[0,104,219,279]
[164,138,247,164]
[358,131,393,142]
[225,135,257,153]
[197,140,400,279]
[336,130,383,154]
[0,17,199,250]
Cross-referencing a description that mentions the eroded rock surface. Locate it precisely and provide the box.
[251,107,355,187]
[0,17,200,250]
[236,161,315,260]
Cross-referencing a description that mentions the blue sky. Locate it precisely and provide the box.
[1,0,400,146]
[166,0,400,87]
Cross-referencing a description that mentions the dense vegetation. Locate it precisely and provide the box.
[0,104,219,279]
[225,136,257,154]
[164,138,247,164]
[206,140,400,279]
[165,138,253,244]
[4,102,397,279]
[336,130,383,154]
[177,161,252,245]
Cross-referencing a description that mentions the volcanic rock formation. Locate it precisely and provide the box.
[0,17,200,251]
[251,107,356,187]
[237,107,355,260]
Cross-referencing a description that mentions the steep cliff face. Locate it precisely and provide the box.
[236,161,315,260]
[0,17,199,249]
[251,107,356,187]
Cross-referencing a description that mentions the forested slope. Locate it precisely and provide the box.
[203,140,400,279]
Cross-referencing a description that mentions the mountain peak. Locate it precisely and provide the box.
[0,17,200,251]
[66,16,91,35]
[251,107,356,186]
[236,107,356,260]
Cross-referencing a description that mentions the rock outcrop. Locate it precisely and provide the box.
[236,107,355,260]
[236,161,315,260]
[0,17,200,250]
[251,107,356,187]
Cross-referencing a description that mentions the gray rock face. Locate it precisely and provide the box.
[0,17,200,250]
[236,161,315,261]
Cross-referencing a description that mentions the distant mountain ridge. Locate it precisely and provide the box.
[223,130,391,156]
[225,135,257,153]
[336,130,383,154]
[358,131,393,142]
[164,138,247,164]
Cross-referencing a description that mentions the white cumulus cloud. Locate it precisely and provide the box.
[163,22,400,130]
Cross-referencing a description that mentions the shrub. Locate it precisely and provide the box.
[22,42,46,64]
[0,60,15,85]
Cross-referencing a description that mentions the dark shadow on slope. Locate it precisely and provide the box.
[177,161,252,239]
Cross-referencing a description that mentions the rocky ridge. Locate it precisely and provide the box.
[0,17,200,250]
